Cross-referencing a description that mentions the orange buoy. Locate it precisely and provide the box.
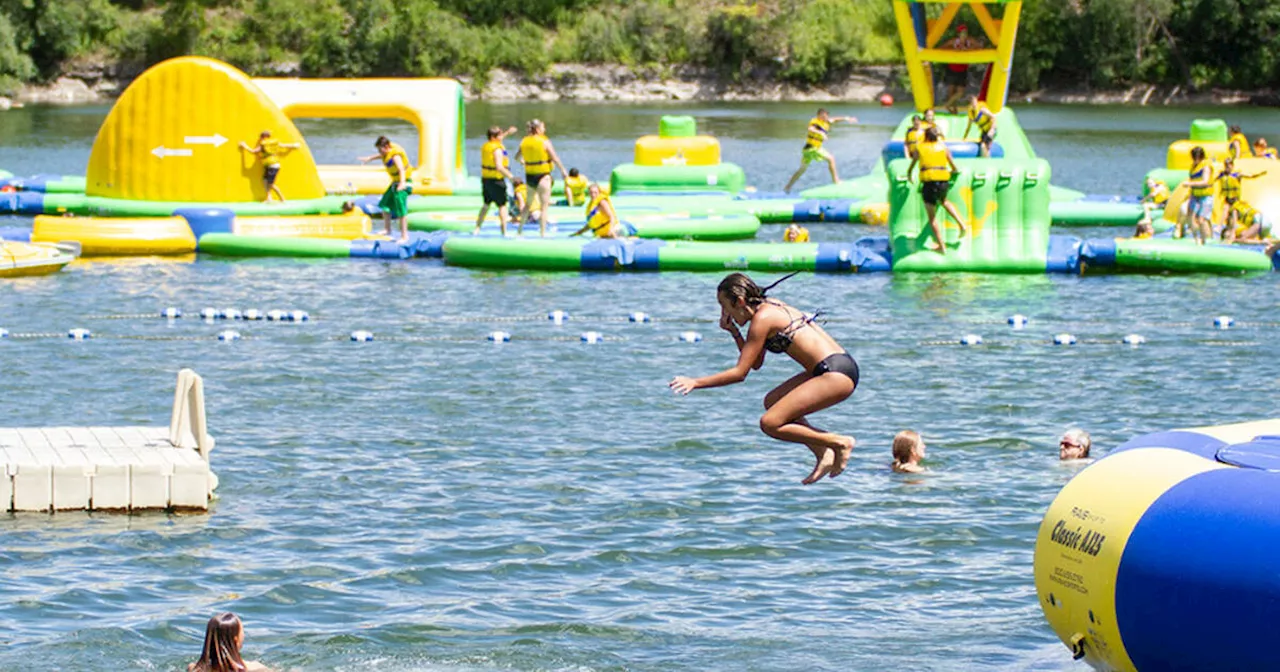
[878,93,894,107]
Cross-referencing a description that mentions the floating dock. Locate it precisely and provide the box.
[0,369,217,512]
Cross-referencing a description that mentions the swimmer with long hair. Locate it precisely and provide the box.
[189,612,270,672]
[670,272,859,484]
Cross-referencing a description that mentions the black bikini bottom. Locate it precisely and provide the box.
[811,352,859,387]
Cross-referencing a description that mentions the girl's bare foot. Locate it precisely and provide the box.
[829,436,856,478]
[802,447,836,485]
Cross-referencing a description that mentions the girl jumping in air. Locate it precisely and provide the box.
[670,272,859,485]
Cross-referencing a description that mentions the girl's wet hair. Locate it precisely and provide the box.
[892,430,922,464]
[717,272,798,307]
[191,612,245,672]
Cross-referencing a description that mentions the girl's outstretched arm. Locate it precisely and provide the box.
[670,315,769,394]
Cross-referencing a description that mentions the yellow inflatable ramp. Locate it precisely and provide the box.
[85,57,325,204]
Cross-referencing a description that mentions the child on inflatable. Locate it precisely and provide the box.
[238,130,299,203]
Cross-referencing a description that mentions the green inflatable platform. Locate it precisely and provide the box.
[888,157,1052,273]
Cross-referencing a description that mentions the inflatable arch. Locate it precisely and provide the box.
[254,78,468,196]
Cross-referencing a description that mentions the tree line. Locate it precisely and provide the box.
[0,0,1275,96]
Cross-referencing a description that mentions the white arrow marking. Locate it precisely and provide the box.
[152,146,194,158]
[184,133,227,147]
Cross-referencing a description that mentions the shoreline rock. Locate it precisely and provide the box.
[5,62,1276,108]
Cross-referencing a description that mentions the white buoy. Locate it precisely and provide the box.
[1008,314,1028,329]
[221,308,243,320]
[266,309,286,321]
[1123,334,1146,346]
[68,328,92,340]
[581,331,603,344]
[0,328,9,338]
[1053,333,1077,345]
[960,334,983,346]
[287,310,310,322]
[628,311,651,323]
[243,309,263,321]
[548,309,569,324]
[487,331,511,342]
[1214,315,1234,329]
[678,331,703,343]
[161,307,182,319]
[199,307,218,320]
[350,330,374,342]
[217,330,241,341]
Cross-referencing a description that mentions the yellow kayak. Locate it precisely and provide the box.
[0,240,80,278]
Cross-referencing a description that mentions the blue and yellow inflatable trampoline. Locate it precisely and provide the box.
[1035,418,1280,671]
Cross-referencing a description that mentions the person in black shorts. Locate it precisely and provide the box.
[475,125,518,235]
[670,272,859,485]
[905,127,967,254]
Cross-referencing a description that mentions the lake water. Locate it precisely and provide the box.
[1,101,1278,671]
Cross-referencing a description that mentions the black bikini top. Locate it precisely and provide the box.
[763,301,821,353]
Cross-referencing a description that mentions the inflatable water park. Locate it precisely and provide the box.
[1,0,1276,276]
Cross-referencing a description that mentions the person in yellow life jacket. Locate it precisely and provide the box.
[1133,220,1155,239]
[903,115,924,159]
[783,223,810,243]
[475,125,518,236]
[783,108,859,193]
[507,178,541,225]
[1222,199,1272,243]
[1215,156,1268,208]
[514,119,569,237]
[358,135,413,242]
[238,130,300,203]
[962,96,997,157]
[922,108,946,140]
[1137,176,1170,226]
[905,127,968,255]
[570,184,623,239]
[1253,138,1278,160]
[1227,125,1253,160]
[1179,146,1215,245]
[564,168,589,207]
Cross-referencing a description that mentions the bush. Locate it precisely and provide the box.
[0,12,34,92]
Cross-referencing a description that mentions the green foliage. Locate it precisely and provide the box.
[0,0,1272,96]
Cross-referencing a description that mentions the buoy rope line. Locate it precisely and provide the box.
[919,338,1260,347]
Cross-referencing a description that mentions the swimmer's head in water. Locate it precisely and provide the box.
[1059,429,1091,460]
[892,430,924,464]
[195,612,245,672]
[1190,145,1205,162]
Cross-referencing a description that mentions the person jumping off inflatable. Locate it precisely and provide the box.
[515,119,569,237]
[905,127,968,254]
[359,136,413,242]
[962,96,997,157]
[784,108,858,193]
[669,272,858,485]
[475,125,518,236]
[238,131,299,203]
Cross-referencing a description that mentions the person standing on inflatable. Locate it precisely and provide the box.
[359,136,413,242]
[475,125,518,236]
[238,130,299,203]
[941,24,981,114]
[1180,146,1215,245]
[515,119,569,237]
[669,272,859,485]
[784,108,859,193]
[962,95,997,157]
[906,127,968,254]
